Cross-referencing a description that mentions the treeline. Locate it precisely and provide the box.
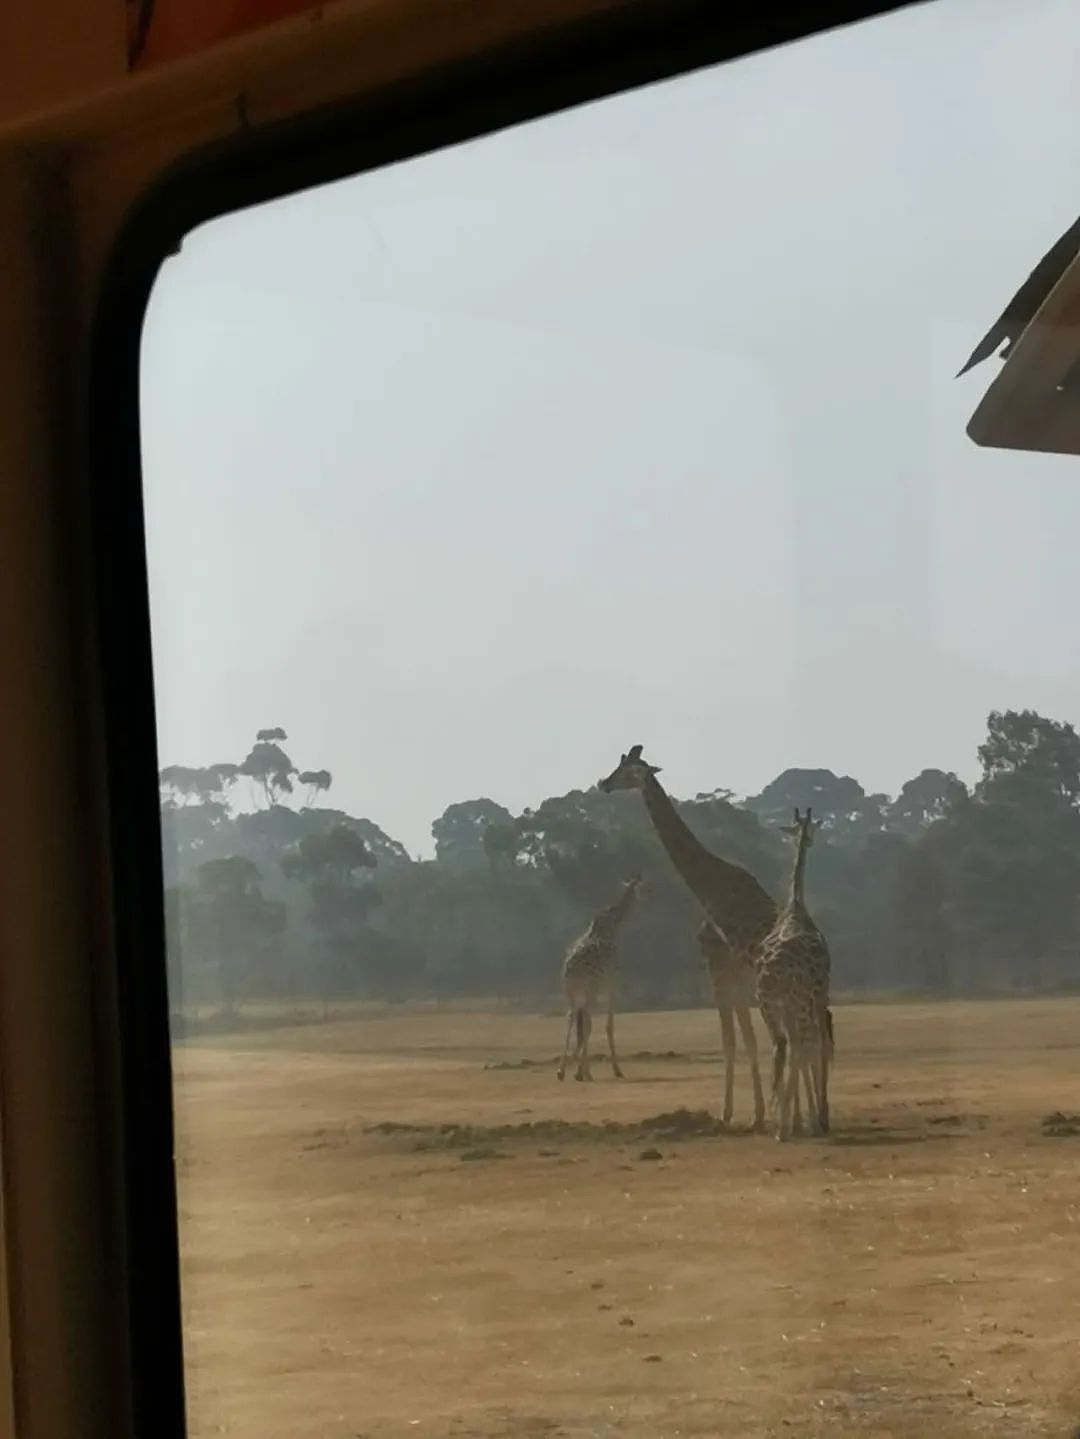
[161,709,1080,1020]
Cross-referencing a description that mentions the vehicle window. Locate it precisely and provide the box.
[141,2,1080,1434]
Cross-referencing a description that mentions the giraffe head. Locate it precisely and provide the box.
[598,745,661,793]
[780,807,823,847]
[598,873,646,927]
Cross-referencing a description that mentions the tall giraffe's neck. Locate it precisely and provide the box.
[786,830,811,911]
[640,773,770,936]
[640,773,712,885]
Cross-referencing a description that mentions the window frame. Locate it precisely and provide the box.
[86,3,927,1433]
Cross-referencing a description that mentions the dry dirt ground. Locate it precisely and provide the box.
[174,998,1080,1439]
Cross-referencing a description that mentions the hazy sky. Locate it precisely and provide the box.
[141,0,1080,857]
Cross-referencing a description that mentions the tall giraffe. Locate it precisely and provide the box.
[695,919,765,1128]
[599,745,779,1127]
[756,808,833,1141]
[557,875,644,1083]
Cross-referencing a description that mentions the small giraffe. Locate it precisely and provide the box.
[557,876,644,1082]
[756,808,833,1141]
[695,919,765,1128]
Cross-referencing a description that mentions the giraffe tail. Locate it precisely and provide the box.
[822,1007,835,1060]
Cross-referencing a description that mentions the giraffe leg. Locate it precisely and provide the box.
[816,1036,834,1133]
[776,1040,792,1142]
[806,1047,826,1137]
[717,1005,736,1125]
[796,1045,813,1139]
[576,1010,594,1081]
[761,998,791,1140]
[780,1035,803,1142]
[557,1007,576,1081]
[805,1043,827,1135]
[735,1003,766,1132]
[770,1032,787,1139]
[572,1007,587,1080]
[791,1062,804,1138]
[605,1001,624,1079]
[805,1013,828,1122]
[800,1057,821,1137]
[817,1007,832,1133]
[780,1005,809,1142]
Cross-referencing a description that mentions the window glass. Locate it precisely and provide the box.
[142,3,1080,1434]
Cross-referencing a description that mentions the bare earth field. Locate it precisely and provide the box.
[174,998,1080,1439]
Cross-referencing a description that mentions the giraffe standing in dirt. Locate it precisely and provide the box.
[695,919,766,1128]
[557,875,644,1082]
[599,745,779,1127]
[756,808,833,1140]
[599,745,830,1130]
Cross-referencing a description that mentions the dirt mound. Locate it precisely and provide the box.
[365,1106,729,1152]
[1042,1110,1080,1136]
[483,1049,704,1071]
